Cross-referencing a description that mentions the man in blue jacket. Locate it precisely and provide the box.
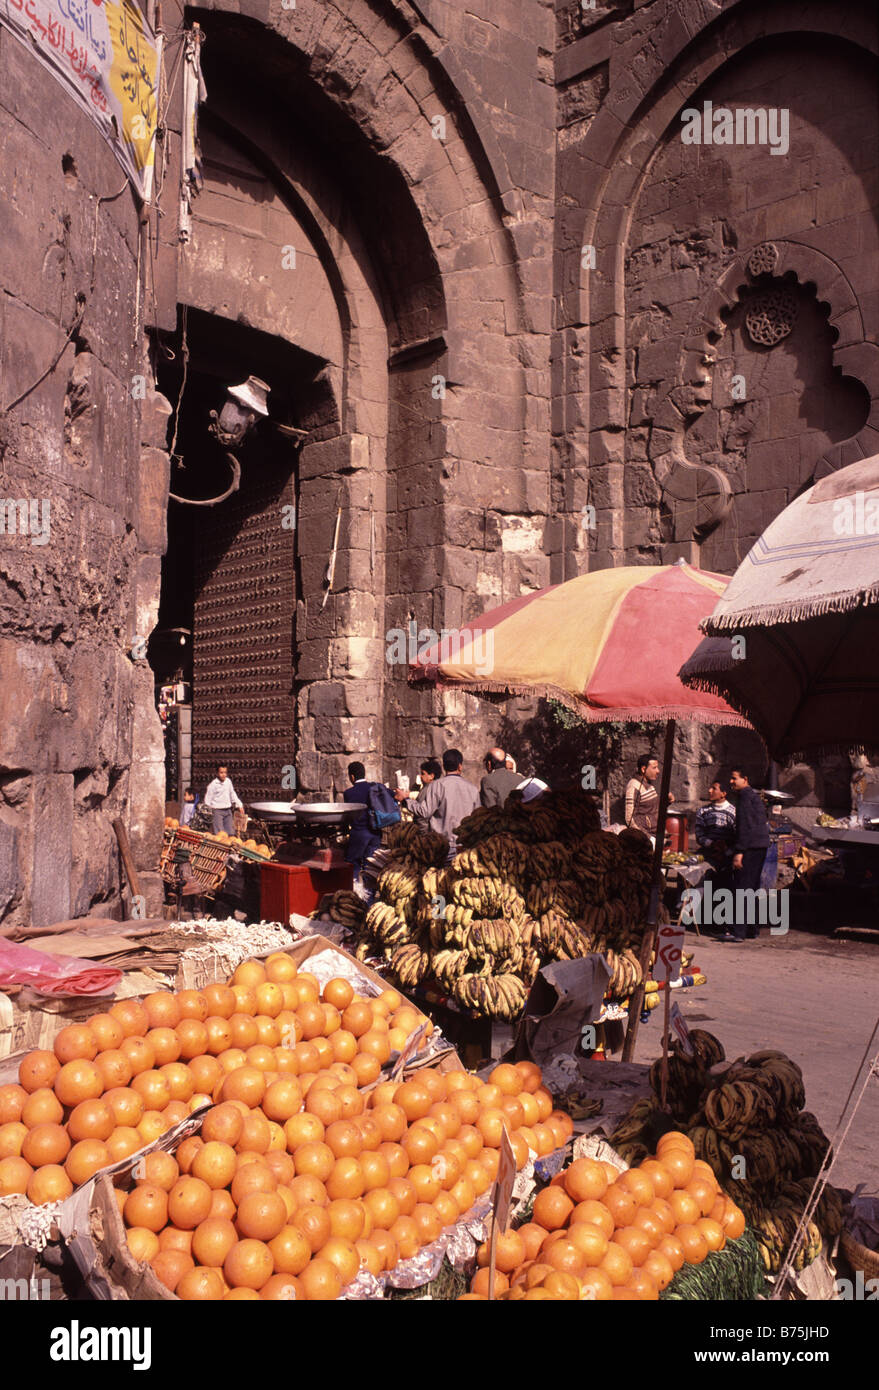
[724,768,770,941]
[342,762,382,888]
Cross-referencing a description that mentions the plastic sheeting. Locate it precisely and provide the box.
[0,939,122,997]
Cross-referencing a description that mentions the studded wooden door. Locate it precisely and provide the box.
[191,456,295,808]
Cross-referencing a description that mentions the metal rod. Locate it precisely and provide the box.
[622,718,676,1062]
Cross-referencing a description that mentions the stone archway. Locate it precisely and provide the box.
[554,0,879,572]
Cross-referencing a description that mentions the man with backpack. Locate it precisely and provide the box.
[412,749,480,861]
[342,761,400,888]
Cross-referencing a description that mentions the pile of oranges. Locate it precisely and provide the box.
[0,951,570,1300]
[0,953,430,1208]
[109,1060,556,1300]
[462,1130,746,1301]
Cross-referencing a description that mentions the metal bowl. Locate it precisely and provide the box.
[248,802,299,824]
[295,802,366,826]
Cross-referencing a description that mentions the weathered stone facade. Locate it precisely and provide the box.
[1,0,877,928]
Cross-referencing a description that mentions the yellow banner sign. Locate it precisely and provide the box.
[0,0,161,200]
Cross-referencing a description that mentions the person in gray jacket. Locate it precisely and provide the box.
[480,747,523,808]
[413,749,480,860]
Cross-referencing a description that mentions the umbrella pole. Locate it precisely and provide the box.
[622,718,676,1063]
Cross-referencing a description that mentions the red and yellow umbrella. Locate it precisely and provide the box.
[410,561,748,727]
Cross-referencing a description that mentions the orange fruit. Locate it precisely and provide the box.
[676,1223,709,1264]
[687,1176,718,1219]
[0,1123,28,1160]
[325,1156,365,1201]
[230,1161,277,1204]
[287,1173,326,1209]
[203,984,237,1019]
[22,1122,71,1168]
[105,1127,142,1162]
[669,1189,701,1226]
[144,992,182,1029]
[176,990,209,1022]
[388,1176,417,1218]
[613,1225,653,1267]
[268,1224,311,1275]
[175,1135,204,1174]
[147,1028,182,1066]
[65,1138,109,1186]
[322,978,353,1010]
[618,1168,656,1207]
[120,1035,156,1077]
[191,1141,237,1191]
[658,1233,685,1271]
[137,1150,179,1192]
[533,1185,574,1232]
[0,1084,28,1124]
[604,1182,639,1228]
[188,1055,221,1093]
[54,1024,99,1064]
[236,1190,287,1242]
[659,1146,695,1188]
[201,1102,244,1148]
[600,1241,634,1287]
[126,1226,160,1262]
[411,1202,443,1247]
[567,1221,609,1266]
[151,1250,194,1292]
[209,1189,237,1221]
[176,1266,224,1300]
[320,1234,359,1286]
[19,1051,62,1094]
[627,1267,659,1300]
[94,1049,134,1090]
[643,1248,675,1290]
[652,1196,676,1234]
[175,1019,209,1060]
[632,1207,664,1247]
[167,1176,213,1229]
[578,1267,614,1301]
[293,1203,332,1254]
[0,1155,33,1194]
[158,1226,193,1253]
[571,1199,614,1239]
[697,1217,725,1252]
[260,1272,302,1300]
[54,1059,103,1107]
[640,1158,673,1200]
[27,1164,73,1205]
[718,1199,746,1240]
[299,1256,342,1301]
[131,1070,172,1112]
[21,1088,65,1129]
[389,1215,420,1260]
[564,1157,608,1203]
[124,1183,168,1233]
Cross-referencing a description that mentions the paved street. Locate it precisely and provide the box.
[632,929,879,1193]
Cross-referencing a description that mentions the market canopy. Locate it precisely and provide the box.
[679,456,879,759]
[410,560,749,728]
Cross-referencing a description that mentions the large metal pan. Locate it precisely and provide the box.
[248,802,299,824]
[294,802,366,827]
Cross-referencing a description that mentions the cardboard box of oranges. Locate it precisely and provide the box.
[1,940,575,1300]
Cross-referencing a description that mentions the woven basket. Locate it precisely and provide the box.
[841,1229,879,1280]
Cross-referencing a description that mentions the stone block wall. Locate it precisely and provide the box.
[0,30,167,928]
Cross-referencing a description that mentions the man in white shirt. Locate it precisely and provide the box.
[204,765,243,835]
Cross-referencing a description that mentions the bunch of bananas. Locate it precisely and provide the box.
[605,948,644,1000]
[390,942,431,988]
[455,806,516,848]
[376,857,422,904]
[526,879,584,918]
[451,875,526,919]
[452,970,527,1019]
[316,890,367,930]
[752,1205,824,1274]
[452,834,529,881]
[363,900,410,946]
[532,909,589,960]
[431,948,472,989]
[385,821,449,866]
[703,1079,777,1142]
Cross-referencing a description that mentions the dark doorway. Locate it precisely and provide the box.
[152,308,324,807]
